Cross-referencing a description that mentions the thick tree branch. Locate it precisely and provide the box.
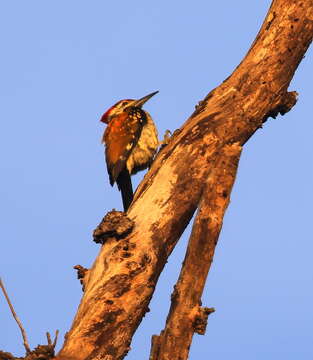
[56,1,313,360]
[149,143,242,360]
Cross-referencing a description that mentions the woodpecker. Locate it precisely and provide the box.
[100,91,159,212]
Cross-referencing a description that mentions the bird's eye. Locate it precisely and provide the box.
[122,101,129,106]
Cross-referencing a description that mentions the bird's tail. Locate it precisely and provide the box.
[116,168,133,212]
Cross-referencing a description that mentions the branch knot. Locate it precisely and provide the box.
[264,91,298,121]
[193,307,215,335]
[93,210,134,244]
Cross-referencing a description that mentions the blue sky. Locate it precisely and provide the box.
[0,1,312,359]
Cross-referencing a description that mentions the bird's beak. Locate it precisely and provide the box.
[132,91,159,108]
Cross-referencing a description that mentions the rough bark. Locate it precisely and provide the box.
[149,144,242,360]
[50,1,312,359]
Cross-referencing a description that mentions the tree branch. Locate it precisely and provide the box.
[0,278,31,354]
[57,1,313,359]
[149,143,242,360]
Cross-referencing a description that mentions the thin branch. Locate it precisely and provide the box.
[46,332,52,346]
[0,277,31,354]
[46,330,59,349]
[53,330,59,348]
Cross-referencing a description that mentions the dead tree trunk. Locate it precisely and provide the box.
[53,1,313,360]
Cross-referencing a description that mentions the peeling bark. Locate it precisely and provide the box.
[57,1,313,359]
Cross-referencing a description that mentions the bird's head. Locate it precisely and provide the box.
[100,91,158,124]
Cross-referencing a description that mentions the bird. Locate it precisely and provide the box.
[100,91,159,212]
